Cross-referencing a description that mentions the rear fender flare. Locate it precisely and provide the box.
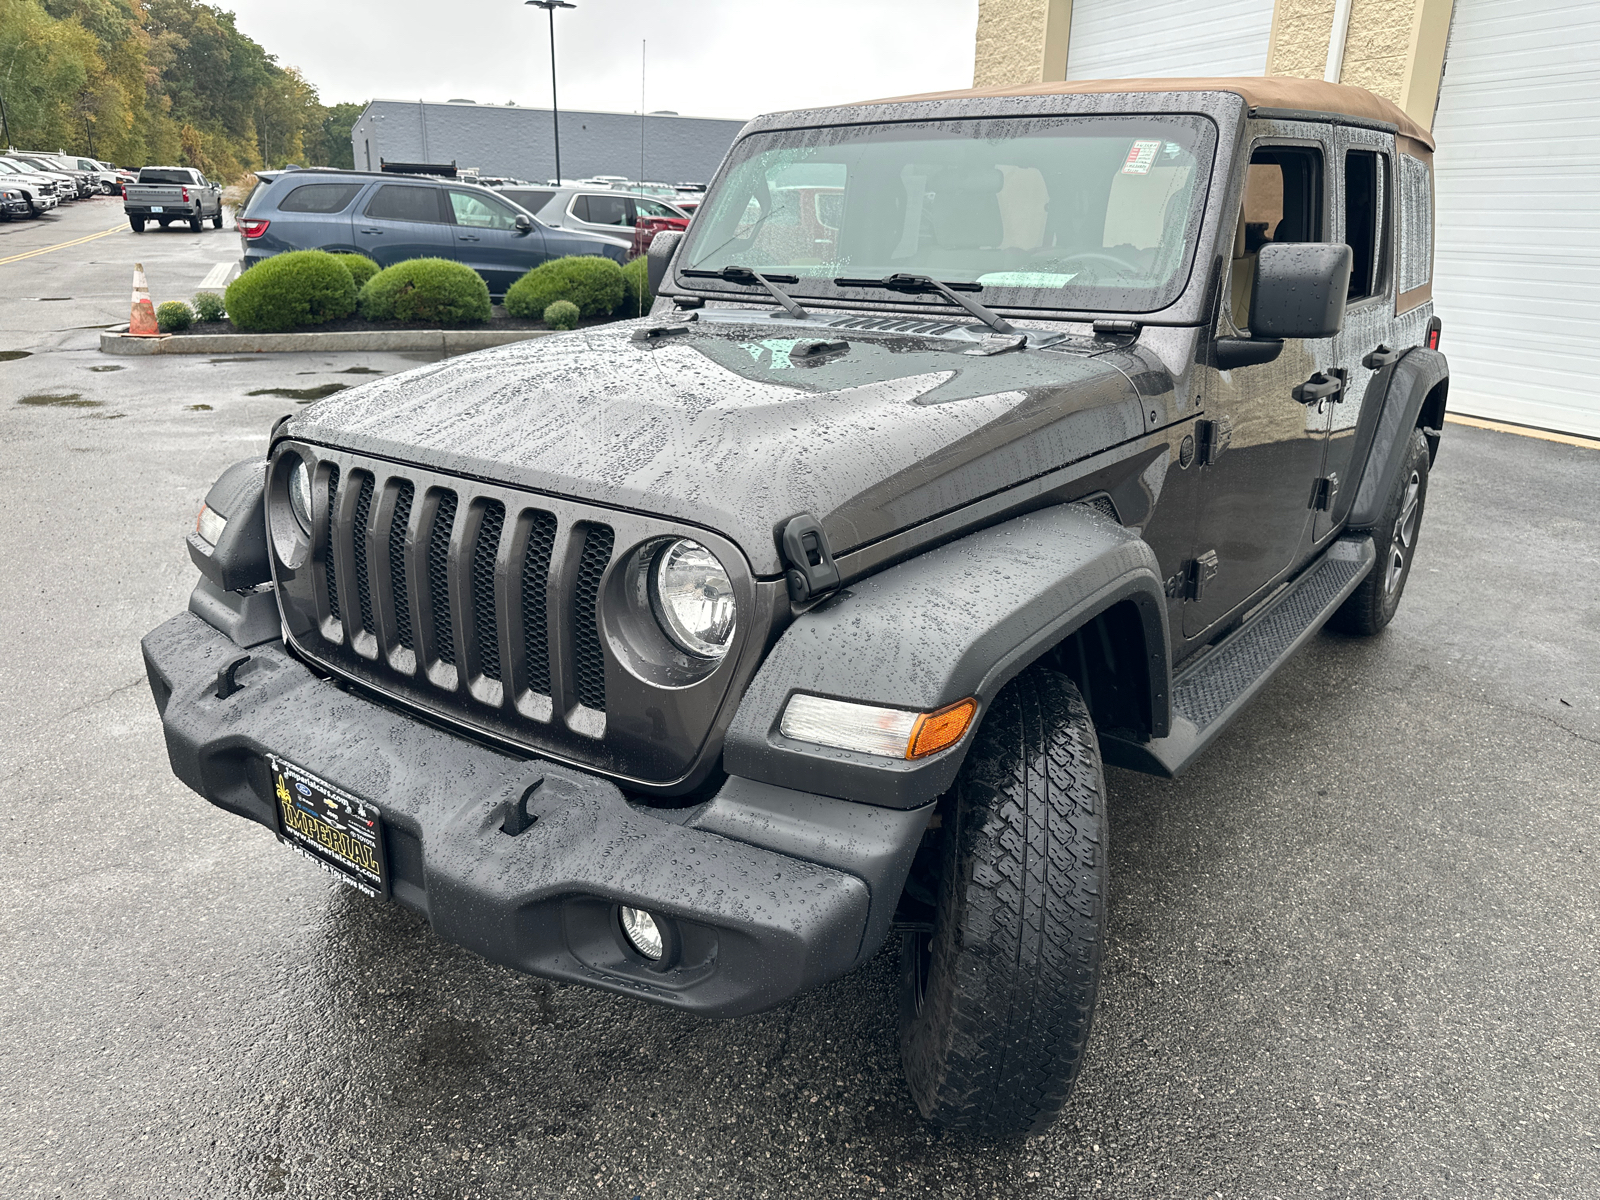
[1347,347,1448,529]
[723,505,1171,809]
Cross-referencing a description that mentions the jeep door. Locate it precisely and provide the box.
[444,188,548,293]
[354,183,451,266]
[1313,126,1401,543]
[1183,130,1336,639]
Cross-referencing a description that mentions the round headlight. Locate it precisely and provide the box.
[287,457,313,532]
[650,539,736,659]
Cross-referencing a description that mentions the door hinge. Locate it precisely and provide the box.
[1309,473,1339,511]
[1195,417,1231,466]
[781,513,841,603]
[1168,550,1219,601]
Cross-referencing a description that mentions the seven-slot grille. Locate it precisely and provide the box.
[307,459,616,723]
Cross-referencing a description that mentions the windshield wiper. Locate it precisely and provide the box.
[833,273,1016,335]
[680,265,811,320]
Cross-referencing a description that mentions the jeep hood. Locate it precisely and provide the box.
[288,318,1148,575]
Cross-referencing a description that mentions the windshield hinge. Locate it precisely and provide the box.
[780,514,841,603]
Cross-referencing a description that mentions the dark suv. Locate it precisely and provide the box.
[237,170,629,294]
[144,79,1449,1136]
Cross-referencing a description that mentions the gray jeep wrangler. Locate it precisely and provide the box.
[143,77,1448,1135]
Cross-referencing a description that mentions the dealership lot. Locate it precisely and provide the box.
[2,199,1598,1198]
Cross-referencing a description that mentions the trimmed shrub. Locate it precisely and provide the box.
[617,254,653,319]
[223,249,357,332]
[191,291,226,323]
[336,253,380,290]
[505,255,625,320]
[156,300,194,332]
[358,258,491,325]
[543,300,580,331]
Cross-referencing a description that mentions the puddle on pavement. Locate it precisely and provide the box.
[208,357,262,364]
[88,364,124,372]
[87,412,126,420]
[38,297,72,302]
[19,393,103,408]
[247,383,350,402]
[296,366,384,376]
[0,350,33,362]
[187,404,213,411]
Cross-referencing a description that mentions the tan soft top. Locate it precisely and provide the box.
[855,76,1434,151]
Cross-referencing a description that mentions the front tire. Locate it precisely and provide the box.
[899,665,1108,1136]
[1330,427,1431,636]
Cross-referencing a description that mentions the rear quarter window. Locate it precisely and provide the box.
[276,182,365,214]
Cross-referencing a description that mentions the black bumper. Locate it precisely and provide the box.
[141,609,928,1018]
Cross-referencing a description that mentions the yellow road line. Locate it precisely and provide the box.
[1445,413,1600,451]
[0,221,127,267]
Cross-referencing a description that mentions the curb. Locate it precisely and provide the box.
[98,327,557,356]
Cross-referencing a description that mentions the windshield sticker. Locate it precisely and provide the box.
[977,271,1077,288]
[1121,140,1162,175]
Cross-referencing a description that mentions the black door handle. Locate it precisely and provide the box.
[1362,344,1401,369]
[358,228,383,234]
[1292,372,1344,405]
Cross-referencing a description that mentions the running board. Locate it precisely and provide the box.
[1100,535,1376,778]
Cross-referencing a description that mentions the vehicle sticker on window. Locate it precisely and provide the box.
[1121,140,1162,175]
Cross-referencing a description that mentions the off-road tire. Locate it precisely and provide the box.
[128,216,145,232]
[1330,427,1430,636]
[899,665,1108,1136]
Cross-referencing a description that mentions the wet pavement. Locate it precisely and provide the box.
[2,199,1598,1198]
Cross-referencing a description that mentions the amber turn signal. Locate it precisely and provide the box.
[907,698,979,759]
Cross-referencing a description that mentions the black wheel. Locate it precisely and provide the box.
[211,211,224,229]
[899,665,1108,1136]
[1330,427,1431,636]
[128,216,145,232]
[189,215,203,232]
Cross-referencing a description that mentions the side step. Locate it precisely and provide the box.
[1101,535,1376,778]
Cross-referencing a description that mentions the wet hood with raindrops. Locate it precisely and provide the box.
[286,316,1150,576]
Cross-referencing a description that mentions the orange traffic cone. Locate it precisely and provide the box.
[129,263,160,336]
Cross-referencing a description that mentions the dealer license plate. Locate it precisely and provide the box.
[150,205,163,212]
[269,756,388,898]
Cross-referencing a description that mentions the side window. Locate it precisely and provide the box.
[636,198,679,219]
[1229,146,1324,329]
[447,190,520,230]
[576,193,633,226]
[278,182,364,214]
[1344,150,1390,301]
[1397,153,1433,297]
[364,185,445,223]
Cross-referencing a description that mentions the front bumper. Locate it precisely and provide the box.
[1,198,29,218]
[141,607,928,1018]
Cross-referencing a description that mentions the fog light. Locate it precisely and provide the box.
[620,906,664,960]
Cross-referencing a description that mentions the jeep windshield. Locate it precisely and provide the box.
[680,114,1217,315]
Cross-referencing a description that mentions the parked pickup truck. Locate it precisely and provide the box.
[125,166,224,232]
[144,77,1448,1136]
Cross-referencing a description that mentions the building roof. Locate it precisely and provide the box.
[859,76,1434,150]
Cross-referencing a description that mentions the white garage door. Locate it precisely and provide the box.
[1430,0,1600,437]
[1065,0,1275,80]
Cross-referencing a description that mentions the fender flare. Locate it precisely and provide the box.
[1346,347,1448,529]
[723,504,1171,809]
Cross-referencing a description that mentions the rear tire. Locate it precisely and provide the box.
[211,211,224,229]
[1330,427,1431,636]
[898,665,1108,1136]
[189,215,203,232]
[128,216,145,232]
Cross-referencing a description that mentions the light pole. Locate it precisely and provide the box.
[525,0,575,184]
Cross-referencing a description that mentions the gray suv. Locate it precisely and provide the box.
[239,170,629,294]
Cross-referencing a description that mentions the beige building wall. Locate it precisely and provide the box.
[973,0,1454,127]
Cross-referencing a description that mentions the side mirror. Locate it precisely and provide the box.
[647,230,685,299]
[514,213,532,232]
[1248,243,1352,340]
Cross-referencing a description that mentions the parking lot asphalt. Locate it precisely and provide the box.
[2,199,1598,1200]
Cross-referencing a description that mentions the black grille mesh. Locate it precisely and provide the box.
[389,481,415,651]
[352,475,375,634]
[324,465,340,621]
[572,525,613,711]
[520,510,558,695]
[427,491,458,665]
[471,502,505,681]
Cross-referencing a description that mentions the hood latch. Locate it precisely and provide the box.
[780,514,841,603]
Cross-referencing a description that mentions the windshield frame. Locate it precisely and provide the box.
[674,112,1220,318]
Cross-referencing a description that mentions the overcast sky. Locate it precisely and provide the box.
[224,0,981,119]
